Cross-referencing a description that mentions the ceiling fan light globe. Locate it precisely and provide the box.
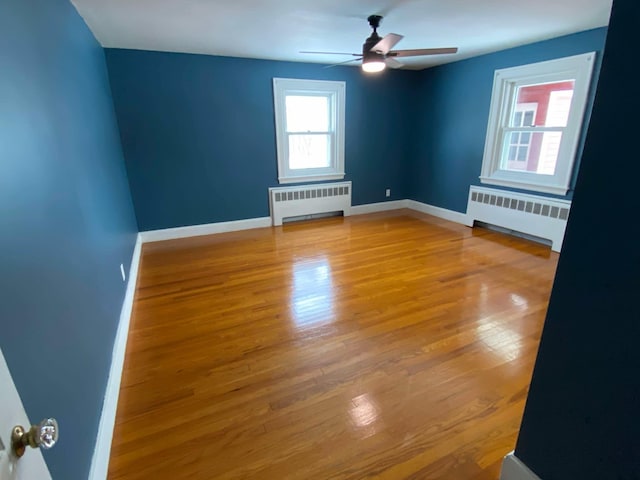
[362,61,386,73]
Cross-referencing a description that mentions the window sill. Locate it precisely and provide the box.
[479,175,569,196]
[278,173,345,184]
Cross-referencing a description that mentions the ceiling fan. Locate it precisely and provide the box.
[301,15,458,73]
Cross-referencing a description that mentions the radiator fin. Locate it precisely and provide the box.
[467,186,572,252]
[269,181,352,226]
[472,191,569,220]
[274,185,349,202]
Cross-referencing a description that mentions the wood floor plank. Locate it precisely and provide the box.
[108,210,558,479]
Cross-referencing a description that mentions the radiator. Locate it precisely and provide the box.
[466,186,571,252]
[269,181,352,226]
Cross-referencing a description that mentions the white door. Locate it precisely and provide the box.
[0,348,52,479]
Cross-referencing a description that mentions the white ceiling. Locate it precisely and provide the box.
[70,0,613,70]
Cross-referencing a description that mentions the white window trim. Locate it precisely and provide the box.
[480,52,596,195]
[273,78,346,184]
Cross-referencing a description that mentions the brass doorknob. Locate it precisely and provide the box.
[11,418,58,458]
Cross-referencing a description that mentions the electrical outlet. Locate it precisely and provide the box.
[120,263,126,282]
[385,189,391,198]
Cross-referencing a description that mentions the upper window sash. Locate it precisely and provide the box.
[284,92,333,133]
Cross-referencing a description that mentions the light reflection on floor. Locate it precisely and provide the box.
[510,292,528,308]
[475,284,531,362]
[348,393,382,439]
[290,256,335,327]
[476,319,524,362]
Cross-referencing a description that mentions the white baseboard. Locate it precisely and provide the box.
[350,199,470,227]
[89,235,142,480]
[139,217,272,243]
[138,202,468,244]
[405,200,471,226]
[350,200,409,215]
[500,452,542,480]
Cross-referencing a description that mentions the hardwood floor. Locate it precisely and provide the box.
[108,210,558,479]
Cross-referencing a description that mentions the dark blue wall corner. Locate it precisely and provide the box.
[105,50,417,231]
[409,27,608,213]
[513,1,640,478]
[0,0,138,478]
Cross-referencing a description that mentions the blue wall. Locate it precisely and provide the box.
[107,29,608,231]
[0,0,138,478]
[514,1,640,478]
[409,28,608,213]
[105,50,418,231]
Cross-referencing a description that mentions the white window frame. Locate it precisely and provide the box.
[480,52,596,195]
[273,78,346,184]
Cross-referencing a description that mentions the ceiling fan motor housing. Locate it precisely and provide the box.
[364,15,385,63]
[363,38,385,63]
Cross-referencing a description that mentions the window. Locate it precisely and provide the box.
[480,53,596,195]
[273,78,345,184]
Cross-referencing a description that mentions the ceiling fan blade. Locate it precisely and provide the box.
[300,51,361,56]
[370,33,404,54]
[388,47,458,57]
[385,57,403,69]
[323,57,363,69]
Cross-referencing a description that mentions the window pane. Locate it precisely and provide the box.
[546,90,574,127]
[288,134,330,169]
[285,95,329,132]
[523,111,535,127]
[511,80,575,128]
[537,132,563,174]
[501,131,562,175]
[516,147,527,161]
[514,111,523,126]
